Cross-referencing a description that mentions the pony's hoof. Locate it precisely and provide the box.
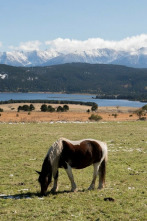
[71,188,77,192]
[51,188,57,193]
[88,184,95,190]
[98,186,104,190]
[88,187,95,191]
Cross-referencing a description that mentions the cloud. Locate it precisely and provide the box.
[7,34,147,53]
[9,40,42,51]
[0,42,2,48]
[45,34,147,52]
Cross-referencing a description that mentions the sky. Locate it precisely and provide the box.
[0,0,147,52]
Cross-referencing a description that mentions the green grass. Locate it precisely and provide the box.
[0,122,147,221]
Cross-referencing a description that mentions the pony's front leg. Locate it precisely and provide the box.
[65,164,77,192]
[51,170,58,193]
[88,163,100,190]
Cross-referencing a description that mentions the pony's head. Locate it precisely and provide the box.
[36,171,52,196]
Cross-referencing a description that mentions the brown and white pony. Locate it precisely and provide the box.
[36,138,108,196]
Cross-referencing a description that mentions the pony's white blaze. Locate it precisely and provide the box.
[38,137,108,195]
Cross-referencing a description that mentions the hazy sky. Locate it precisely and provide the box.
[0,0,147,52]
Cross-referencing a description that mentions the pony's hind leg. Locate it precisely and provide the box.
[88,163,100,190]
[65,163,77,192]
[98,159,106,189]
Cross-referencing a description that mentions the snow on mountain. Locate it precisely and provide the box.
[110,48,147,68]
[0,51,29,66]
[0,73,8,79]
[0,47,147,68]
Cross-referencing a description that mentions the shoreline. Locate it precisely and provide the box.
[0,92,146,103]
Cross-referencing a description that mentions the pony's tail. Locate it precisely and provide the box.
[98,158,107,188]
[104,143,108,163]
[99,143,108,188]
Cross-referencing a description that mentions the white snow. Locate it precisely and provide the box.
[0,47,147,67]
[0,73,8,79]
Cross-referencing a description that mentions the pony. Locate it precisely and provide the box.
[36,138,108,196]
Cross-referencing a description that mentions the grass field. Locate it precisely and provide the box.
[0,121,147,220]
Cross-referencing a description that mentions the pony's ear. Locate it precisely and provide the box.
[36,170,41,175]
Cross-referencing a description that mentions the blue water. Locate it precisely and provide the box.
[0,92,146,107]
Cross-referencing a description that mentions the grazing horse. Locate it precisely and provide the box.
[36,138,108,196]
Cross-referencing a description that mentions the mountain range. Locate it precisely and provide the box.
[0,47,147,68]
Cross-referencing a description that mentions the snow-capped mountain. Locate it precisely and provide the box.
[0,47,147,68]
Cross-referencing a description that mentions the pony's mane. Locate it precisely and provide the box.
[47,138,64,167]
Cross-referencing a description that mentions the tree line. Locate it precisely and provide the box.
[40,104,69,112]
[0,99,96,107]
[17,104,70,112]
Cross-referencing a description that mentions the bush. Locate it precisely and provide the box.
[41,104,69,112]
[57,106,64,112]
[0,108,3,112]
[112,113,118,118]
[142,105,147,111]
[63,105,69,112]
[91,104,98,112]
[18,104,35,112]
[48,105,55,112]
[30,104,35,111]
[40,104,48,112]
[139,117,146,121]
[40,104,55,112]
[135,109,144,119]
[89,114,102,121]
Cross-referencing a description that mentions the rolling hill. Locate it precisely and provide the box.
[0,63,147,100]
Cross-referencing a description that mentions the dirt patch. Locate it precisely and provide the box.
[0,103,139,122]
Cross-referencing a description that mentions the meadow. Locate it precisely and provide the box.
[0,121,146,220]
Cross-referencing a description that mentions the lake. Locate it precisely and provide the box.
[0,92,146,107]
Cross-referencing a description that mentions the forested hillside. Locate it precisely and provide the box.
[0,63,147,100]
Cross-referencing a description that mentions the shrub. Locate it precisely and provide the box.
[48,105,55,112]
[139,117,146,121]
[89,114,102,121]
[142,104,147,111]
[57,106,64,112]
[41,104,68,112]
[40,104,48,112]
[30,104,35,111]
[91,104,98,112]
[112,113,118,118]
[135,109,144,119]
[63,105,69,112]
[18,104,35,112]
[0,108,3,112]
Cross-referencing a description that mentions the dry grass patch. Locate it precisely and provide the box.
[0,103,139,122]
